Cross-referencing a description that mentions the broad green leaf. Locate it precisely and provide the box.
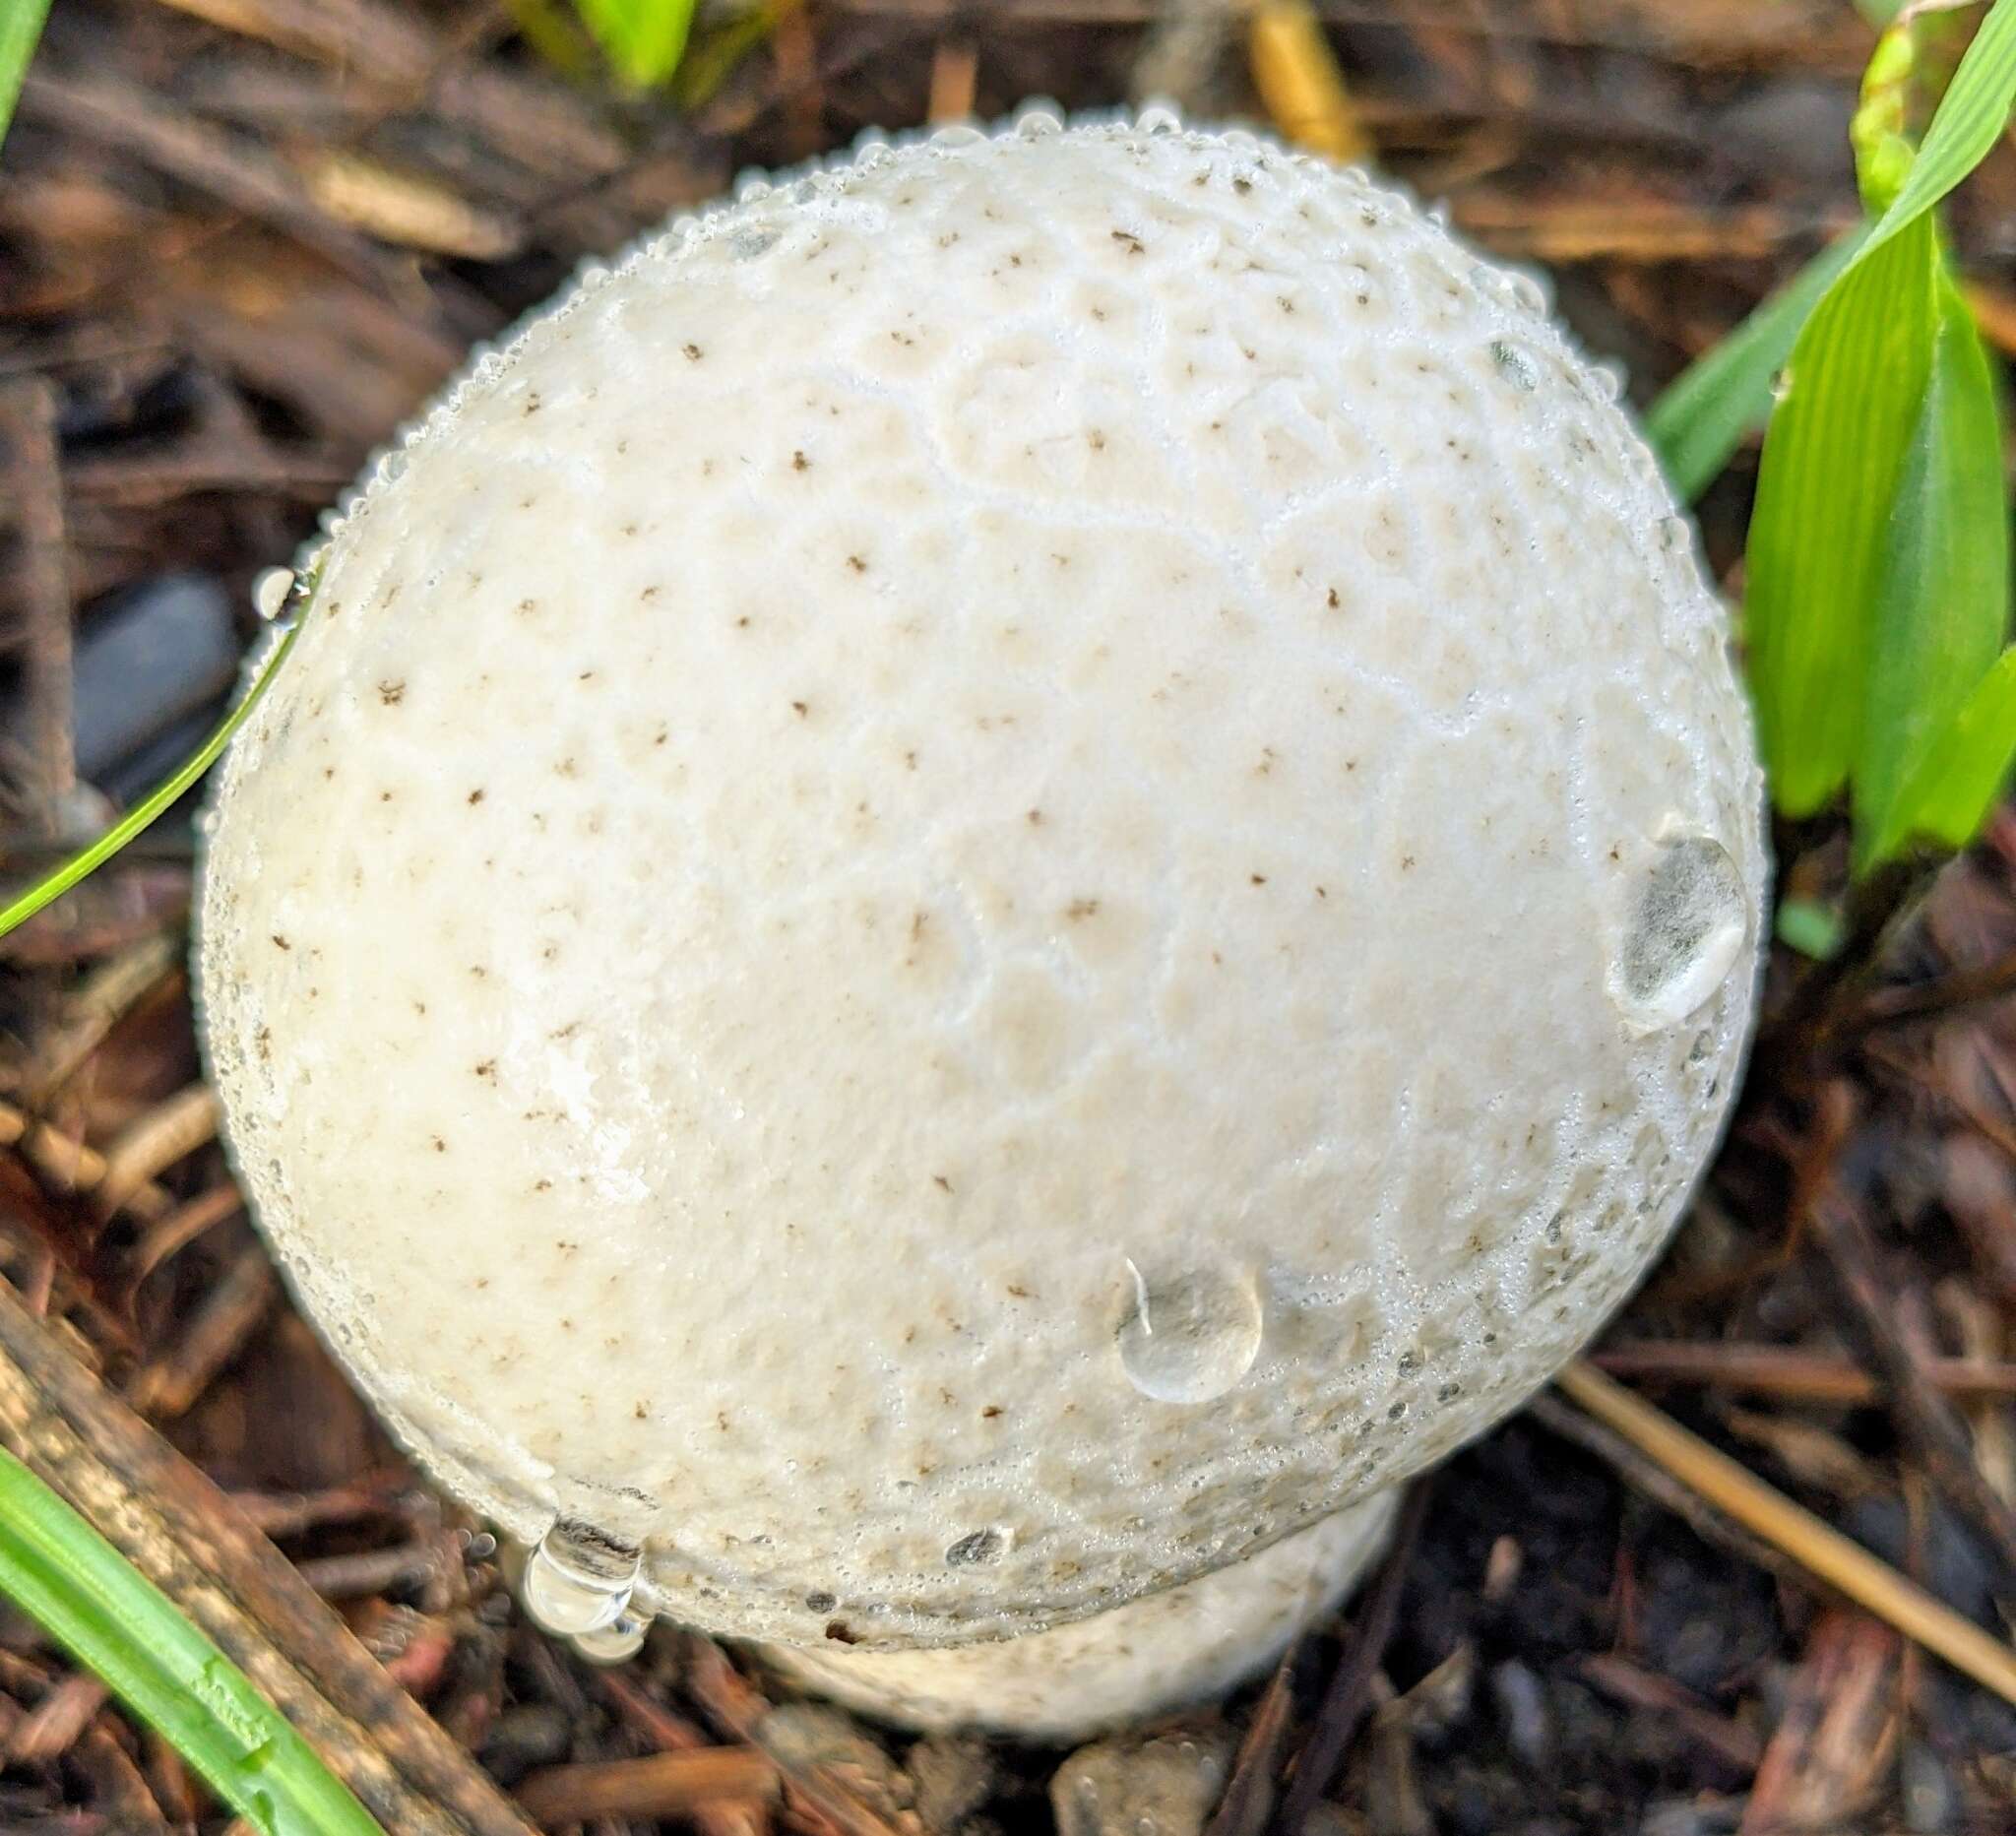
[1742,211,1942,814]
[1865,646,2016,861]
[1857,0,2016,270]
[0,1449,384,1835]
[1776,896,1847,961]
[1645,226,1867,503]
[572,0,697,87]
[0,610,308,941]
[0,0,50,150]
[1855,271,2009,869]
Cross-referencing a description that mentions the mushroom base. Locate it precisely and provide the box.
[751,1492,1399,1743]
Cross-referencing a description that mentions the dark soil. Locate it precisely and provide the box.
[3,3,2016,1833]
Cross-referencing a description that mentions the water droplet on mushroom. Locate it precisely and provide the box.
[1117,1262,1265,1404]
[930,124,986,149]
[1489,340,1539,393]
[1508,272,1549,314]
[1137,103,1182,136]
[736,174,773,203]
[1592,361,1626,403]
[572,1612,648,1663]
[945,1528,1008,1566]
[523,1519,641,1636]
[1016,106,1063,138]
[1611,833,1748,1032]
[252,568,295,622]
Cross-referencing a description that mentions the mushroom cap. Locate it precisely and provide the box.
[759,1492,1398,1741]
[197,115,1765,1653]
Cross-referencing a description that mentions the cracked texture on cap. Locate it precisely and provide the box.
[197,116,1765,1652]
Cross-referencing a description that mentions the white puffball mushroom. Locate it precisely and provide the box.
[196,114,1765,1741]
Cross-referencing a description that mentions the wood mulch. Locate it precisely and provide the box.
[2,2,2015,1831]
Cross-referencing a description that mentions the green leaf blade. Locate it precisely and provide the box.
[1742,212,1943,816]
[0,0,51,150]
[1865,646,2016,864]
[1858,0,2016,264]
[0,1449,384,1836]
[1855,271,2010,866]
[1646,226,1868,503]
[572,0,697,86]
[0,613,307,942]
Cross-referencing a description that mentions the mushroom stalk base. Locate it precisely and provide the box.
[753,1492,1399,1743]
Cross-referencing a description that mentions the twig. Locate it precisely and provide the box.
[598,1671,769,1836]
[681,1635,908,1836]
[515,1749,779,1826]
[1738,1609,1900,1836]
[227,1474,412,1540]
[15,930,184,1111]
[1273,1480,1430,1836]
[293,1540,444,1603]
[924,38,977,122]
[5,1672,108,1766]
[17,70,426,306]
[0,379,74,819]
[1755,859,1937,1079]
[1593,1341,2016,1404]
[92,1083,220,1223]
[0,1277,536,1835]
[1248,0,1369,161]
[1578,1654,1761,1777]
[123,1242,277,1421]
[128,1184,247,1290]
[146,0,632,179]
[1528,1392,1800,1584]
[1203,1636,1300,1836]
[1553,1361,2016,1707]
[1851,945,2016,1033]
[1802,1085,2016,1592]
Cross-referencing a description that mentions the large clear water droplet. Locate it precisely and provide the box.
[930,123,986,149]
[1137,102,1182,136]
[572,1612,648,1663]
[1117,1263,1265,1404]
[1489,340,1539,393]
[524,1519,641,1636]
[252,568,295,622]
[1612,833,1748,1032]
[1015,104,1063,138]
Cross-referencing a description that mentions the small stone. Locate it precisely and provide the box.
[474,1703,572,1786]
[907,1734,997,1833]
[1049,1730,1230,1836]
[1900,1738,1958,1833]
[1488,1659,1551,1770]
[760,1703,911,1821]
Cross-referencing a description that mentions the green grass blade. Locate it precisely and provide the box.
[1855,271,2009,869]
[0,615,305,942]
[1645,226,1868,502]
[1865,647,2016,862]
[1857,0,2016,267]
[1742,211,1941,815]
[572,0,697,86]
[0,0,52,150]
[0,1448,384,1835]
